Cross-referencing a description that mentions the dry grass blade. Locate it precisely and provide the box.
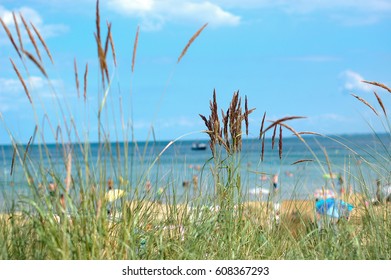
[373,91,387,116]
[0,18,22,58]
[104,21,112,57]
[23,136,33,164]
[292,159,314,165]
[10,147,16,176]
[271,125,277,149]
[22,49,47,77]
[259,112,266,139]
[244,95,255,136]
[20,13,42,61]
[264,116,306,133]
[65,152,72,193]
[83,63,89,102]
[351,94,378,116]
[55,125,62,143]
[10,58,32,103]
[30,21,54,64]
[177,23,208,64]
[96,0,101,42]
[245,96,249,135]
[222,108,229,141]
[32,125,38,143]
[74,58,80,98]
[132,26,139,73]
[279,122,305,142]
[278,125,283,159]
[212,90,220,133]
[322,147,336,190]
[298,131,322,136]
[94,32,109,84]
[261,134,265,161]
[107,21,117,66]
[12,12,23,50]
[363,80,391,94]
[199,114,209,129]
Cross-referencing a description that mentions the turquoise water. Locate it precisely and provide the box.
[1,133,390,210]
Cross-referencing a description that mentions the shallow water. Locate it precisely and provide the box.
[1,133,390,210]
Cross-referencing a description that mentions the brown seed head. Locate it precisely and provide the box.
[351,93,378,116]
[30,22,54,64]
[363,80,391,94]
[177,23,208,63]
[0,18,22,58]
[132,26,139,73]
[19,13,41,61]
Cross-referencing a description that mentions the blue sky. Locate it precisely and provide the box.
[1,0,391,145]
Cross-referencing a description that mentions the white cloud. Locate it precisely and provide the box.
[20,0,391,28]
[107,0,240,30]
[0,5,68,42]
[340,70,372,93]
[0,76,61,93]
[214,0,391,25]
[0,76,64,112]
[0,77,28,112]
[110,0,154,13]
[214,0,391,12]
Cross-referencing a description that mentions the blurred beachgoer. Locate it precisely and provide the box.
[48,181,58,197]
[107,178,115,216]
[182,181,190,187]
[192,175,198,189]
[107,178,114,190]
[272,174,278,191]
[376,179,382,203]
[260,174,267,181]
[376,179,391,204]
[189,164,201,171]
[269,174,280,226]
[285,171,293,177]
[338,173,345,195]
[145,180,152,193]
[59,193,66,212]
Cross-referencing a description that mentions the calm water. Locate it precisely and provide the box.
[1,133,390,210]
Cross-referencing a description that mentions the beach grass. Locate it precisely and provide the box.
[1,194,391,260]
[1,0,391,260]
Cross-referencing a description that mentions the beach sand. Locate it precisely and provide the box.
[1,193,388,238]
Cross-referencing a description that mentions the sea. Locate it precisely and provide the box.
[1,133,390,211]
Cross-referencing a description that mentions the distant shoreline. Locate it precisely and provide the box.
[0,132,388,147]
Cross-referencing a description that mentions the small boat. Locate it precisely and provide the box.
[191,142,207,150]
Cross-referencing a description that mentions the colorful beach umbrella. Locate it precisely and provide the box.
[315,198,353,219]
[105,189,125,202]
[313,188,336,199]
